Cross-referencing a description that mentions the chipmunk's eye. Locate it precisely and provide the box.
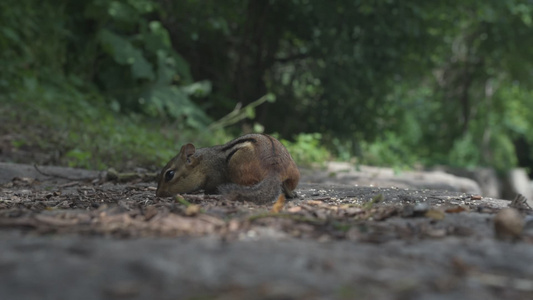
[164,170,175,182]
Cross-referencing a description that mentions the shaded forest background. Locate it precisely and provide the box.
[1,0,533,174]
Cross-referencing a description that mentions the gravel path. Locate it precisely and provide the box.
[0,163,532,300]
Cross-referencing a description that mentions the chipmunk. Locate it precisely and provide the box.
[156,134,300,205]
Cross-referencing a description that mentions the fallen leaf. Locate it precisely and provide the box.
[287,206,302,213]
[228,219,241,231]
[185,204,201,216]
[445,206,468,213]
[270,195,286,213]
[12,177,36,185]
[34,214,79,226]
[451,257,474,275]
[144,205,158,221]
[425,209,445,220]
[306,200,325,206]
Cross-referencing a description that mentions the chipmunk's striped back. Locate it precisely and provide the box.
[156,134,300,204]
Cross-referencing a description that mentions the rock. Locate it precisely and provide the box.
[0,162,101,184]
[493,208,524,240]
[502,169,533,206]
[434,167,501,198]
[302,162,482,194]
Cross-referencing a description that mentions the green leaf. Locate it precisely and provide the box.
[98,29,154,80]
[143,85,211,128]
[107,1,140,23]
[180,81,212,97]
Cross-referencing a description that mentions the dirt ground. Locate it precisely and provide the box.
[1,162,532,300]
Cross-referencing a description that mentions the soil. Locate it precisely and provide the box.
[1,162,532,300]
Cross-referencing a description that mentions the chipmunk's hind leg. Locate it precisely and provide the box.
[282,180,298,199]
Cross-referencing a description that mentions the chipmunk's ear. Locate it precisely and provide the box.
[180,144,196,164]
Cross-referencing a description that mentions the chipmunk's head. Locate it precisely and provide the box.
[156,143,204,197]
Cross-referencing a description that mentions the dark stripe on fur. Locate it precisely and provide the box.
[225,148,240,163]
[222,138,257,163]
[222,137,257,163]
[264,134,277,157]
[221,137,257,152]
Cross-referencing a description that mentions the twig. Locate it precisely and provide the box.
[307,197,332,201]
[248,212,326,225]
[175,195,193,207]
[105,168,157,183]
[174,195,206,215]
[33,164,96,181]
[59,181,81,188]
[207,94,273,130]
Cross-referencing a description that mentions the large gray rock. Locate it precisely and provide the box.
[302,162,481,194]
[1,234,532,300]
[0,162,101,184]
[502,168,533,206]
[434,167,501,198]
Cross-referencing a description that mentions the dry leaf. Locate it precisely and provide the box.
[306,200,325,206]
[270,195,286,213]
[185,204,201,216]
[34,214,79,226]
[287,206,302,213]
[144,205,158,221]
[494,208,523,240]
[228,219,241,231]
[445,206,468,213]
[425,209,445,220]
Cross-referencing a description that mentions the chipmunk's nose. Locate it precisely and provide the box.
[155,188,169,197]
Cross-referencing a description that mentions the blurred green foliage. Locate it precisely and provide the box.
[1,0,533,172]
[280,133,331,167]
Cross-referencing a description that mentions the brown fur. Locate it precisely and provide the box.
[156,134,300,204]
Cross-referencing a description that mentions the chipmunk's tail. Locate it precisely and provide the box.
[217,175,282,204]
